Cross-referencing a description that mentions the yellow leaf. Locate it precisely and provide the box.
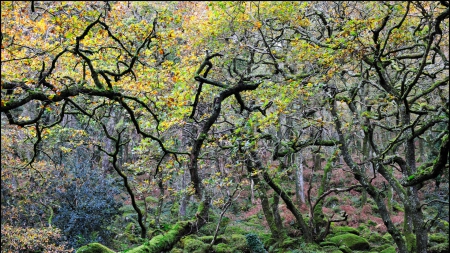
[36,18,47,33]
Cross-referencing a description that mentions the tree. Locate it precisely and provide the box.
[1,2,448,253]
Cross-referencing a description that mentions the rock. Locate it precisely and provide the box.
[332,226,360,235]
[77,243,116,253]
[380,246,396,253]
[328,233,370,251]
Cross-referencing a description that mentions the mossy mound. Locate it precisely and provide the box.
[380,246,396,253]
[338,244,352,253]
[327,233,370,251]
[181,237,208,253]
[367,232,383,244]
[77,243,116,253]
[381,233,393,243]
[372,244,392,252]
[320,241,337,247]
[197,235,227,244]
[429,234,448,244]
[428,243,449,253]
[332,226,360,235]
[213,243,234,253]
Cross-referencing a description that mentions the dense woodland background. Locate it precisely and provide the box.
[1,2,449,253]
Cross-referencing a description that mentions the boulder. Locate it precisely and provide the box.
[328,233,370,251]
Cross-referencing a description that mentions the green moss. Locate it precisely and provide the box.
[405,232,416,252]
[231,234,249,251]
[338,244,352,253]
[331,250,344,253]
[320,241,337,247]
[392,202,404,212]
[367,220,377,226]
[281,237,300,249]
[328,233,370,251]
[382,233,393,243]
[367,232,384,244]
[145,196,159,203]
[429,233,448,243]
[182,237,207,253]
[224,225,246,235]
[332,226,360,235]
[428,243,449,253]
[169,248,183,253]
[213,243,234,253]
[373,244,392,252]
[76,243,116,253]
[380,246,396,253]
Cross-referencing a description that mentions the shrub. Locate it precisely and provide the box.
[52,164,123,249]
[246,233,267,253]
[1,224,72,252]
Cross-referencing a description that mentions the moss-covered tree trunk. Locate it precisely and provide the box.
[245,154,285,243]
[248,151,313,242]
[400,104,427,253]
[313,150,336,237]
[77,195,211,253]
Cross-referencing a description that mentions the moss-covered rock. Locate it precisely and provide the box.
[213,243,234,253]
[77,243,116,253]
[232,234,250,252]
[381,233,393,243]
[380,246,396,253]
[429,234,448,244]
[182,237,207,253]
[332,226,360,235]
[372,244,392,252]
[328,233,370,251]
[338,244,352,253]
[367,232,383,244]
[428,243,449,253]
[169,248,183,253]
[320,241,337,247]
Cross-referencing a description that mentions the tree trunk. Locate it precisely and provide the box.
[78,196,211,253]
[246,154,284,242]
[400,104,427,253]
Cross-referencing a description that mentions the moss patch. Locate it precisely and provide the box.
[182,237,207,253]
[367,232,383,244]
[428,243,449,253]
[328,233,370,250]
[372,244,392,252]
[213,243,234,253]
[380,246,396,253]
[77,243,116,253]
[338,244,352,253]
[332,226,360,235]
[382,233,393,243]
[429,234,448,244]
[320,241,337,247]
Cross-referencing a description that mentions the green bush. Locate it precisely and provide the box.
[246,233,267,253]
